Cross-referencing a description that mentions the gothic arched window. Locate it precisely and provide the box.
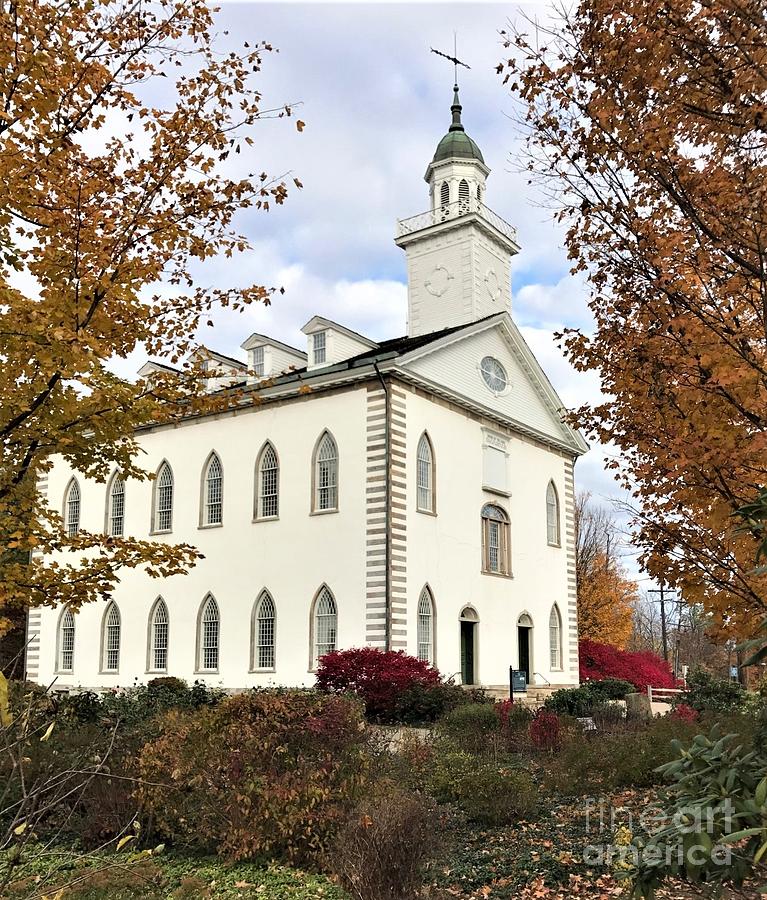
[107,473,125,536]
[253,590,276,670]
[481,503,510,575]
[549,605,562,670]
[57,607,75,672]
[64,479,81,536]
[197,594,220,672]
[202,452,223,526]
[312,586,337,667]
[416,432,435,513]
[440,181,449,206]
[256,442,279,519]
[102,602,121,672]
[153,462,174,532]
[149,598,169,672]
[458,178,470,212]
[546,481,560,546]
[313,431,338,512]
[417,587,435,664]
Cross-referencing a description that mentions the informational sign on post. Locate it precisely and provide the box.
[509,667,527,700]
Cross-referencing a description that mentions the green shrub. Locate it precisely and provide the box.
[585,677,634,701]
[458,766,537,826]
[544,685,606,717]
[436,702,501,755]
[138,689,369,863]
[328,786,440,900]
[427,749,477,803]
[680,669,745,714]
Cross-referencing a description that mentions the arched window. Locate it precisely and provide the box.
[313,431,338,512]
[417,587,435,664]
[149,598,169,672]
[102,602,121,672]
[256,442,279,519]
[481,503,510,575]
[458,178,470,212]
[202,452,223,526]
[107,473,125,536]
[253,590,276,670]
[546,481,560,546]
[198,594,219,671]
[416,432,435,513]
[153,462,174,532]
[440,181,449,206]
[477,183,482,203]
[64,479,81,536]
[58,607,75,672]
[312,586,337,667]
[549,605,562,670]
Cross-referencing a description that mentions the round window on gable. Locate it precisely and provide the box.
[480,356,508,394]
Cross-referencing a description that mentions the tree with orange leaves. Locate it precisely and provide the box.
[502,0,767,638]
[575,493,637,648]
[0,0,301,636]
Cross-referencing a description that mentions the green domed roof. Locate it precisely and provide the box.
[431,85,485,165]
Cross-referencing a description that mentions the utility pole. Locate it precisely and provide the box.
[648,585,669,661]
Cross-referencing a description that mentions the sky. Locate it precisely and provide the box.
[128,2,645,578]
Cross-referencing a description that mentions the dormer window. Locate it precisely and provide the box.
[252,346,265,378]
[313,331,327,365]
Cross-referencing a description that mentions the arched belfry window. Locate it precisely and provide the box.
[546,481,560,546]
[458,178,470,213]
[64,479,81,536]
[153,462,174,532]
[57,607,75,672]
[253,590,276,670]
[107,472,125,536]
[256,442,279,519]
[481,503,511,575]
[312,586,337,668]
[202,452,223,526]
[102,602,121,672]
[197,594,220,672]
[549,605,562,670]
[416,432,435,513]
[440,181,449,207]
[149,598,169,672]
[417,587,435,664]
[313,431,338,512]
[477,183,482,203]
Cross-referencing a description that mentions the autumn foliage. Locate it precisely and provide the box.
[579,639,676,692]
[0,1,300,629]
[503,0,767,636]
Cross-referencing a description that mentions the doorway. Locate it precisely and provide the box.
[460,607,479,685]
[517,612,533,686]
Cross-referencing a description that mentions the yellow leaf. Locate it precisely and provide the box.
[13,822,27,835]
[117,834,135,851]
[40,721,55,742]
[0,672,11,727]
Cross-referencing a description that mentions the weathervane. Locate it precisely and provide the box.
[430,33,471,86]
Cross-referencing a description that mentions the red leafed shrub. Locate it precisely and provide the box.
[316,647,441,722]
[529,709,561,751]
[579,639,677,692]
[670,702,699,723]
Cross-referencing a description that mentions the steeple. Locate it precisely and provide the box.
[450,84,463,131]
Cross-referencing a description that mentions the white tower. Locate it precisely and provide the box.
[395,86,520,337]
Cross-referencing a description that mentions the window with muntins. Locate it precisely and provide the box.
[313,331,327,365]
[481,504,510,575]
[199,595,219,671]
[416,433,434,513]
[154,463,173,532]
[108,475,125,536]
[314,432,338,511]
[150,599,169,671]
[546,481,560,546]
[252,346,265,377]
[59,608,75,672]
[65,480,81,536]
[255,591,276,669]
[203,453,223,525]
[549,605,562,669]
[417,588,434,664]
[103,603,120,671]
[257,443,279,518]
[314,587,337,666]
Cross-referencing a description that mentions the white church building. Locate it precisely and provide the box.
[27,86,587,693]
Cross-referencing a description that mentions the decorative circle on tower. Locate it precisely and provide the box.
[480,356,508,394]
[484,268,501,302]
[424,265,453,298]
